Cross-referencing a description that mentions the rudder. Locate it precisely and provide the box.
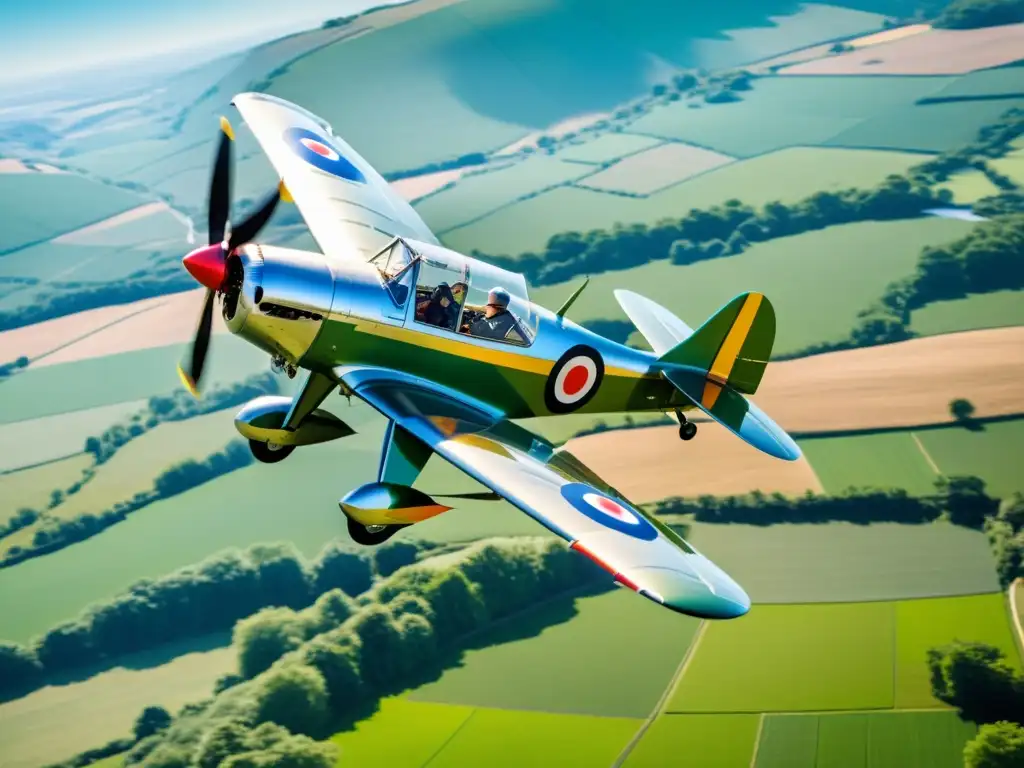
[657,292,775,396]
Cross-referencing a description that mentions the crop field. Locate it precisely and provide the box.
[628,75,952,157]
[0,454,94,525]
[911,290,1024,338]
[778,22,1024,76]
[753,711,977,768]
[577,142,735,195]
[941,169,1001,204]
[0,636,233,768]
[669,601,896,713]
[991,144,1024,186]
[407,587,701,718]
[824,96,1024,154]
[0,338,271,424]
[917,418,1024,499]
[556,132,663,164]
[53,203,187,248]
[413,155,592,234]
[906,60,1024,100]
[50,407,240,521]
[682,520,999,605]
[798,432,939,496]
[895,593,1021,708]
[623,714,759,768]
[567,421,824,502]
[0,400,143,472]
[422,707,640,768]
[532,218,974,357]
[0,241,161,284]
[669,595,1020,714]
[444,146,934,257]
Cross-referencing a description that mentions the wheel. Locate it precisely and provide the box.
[679,421,697,441]
[346,516,408,546]
[249,439,295,464]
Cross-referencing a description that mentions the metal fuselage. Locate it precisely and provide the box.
[221,239,692,420]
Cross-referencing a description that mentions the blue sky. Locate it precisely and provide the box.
[0,0,394,84]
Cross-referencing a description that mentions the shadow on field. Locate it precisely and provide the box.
[0,632,232,705]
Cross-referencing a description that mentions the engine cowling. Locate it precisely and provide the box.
[340,482,451,526]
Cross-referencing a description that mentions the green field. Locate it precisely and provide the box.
[753,711,977,768]
[531,218,974,357]
[0,339,271,424]
[442,146,932,256]
[684,520,1000,604]
[670,602,896,713]
[0,454,93,526]
[330,698,476,768]
[0,635,232,768]
[991,145,1024,186]
[414,155,592,234]
[557,133,663,164]
[51,407,240,521]
[0,400,143,473]
[629,75,952,157]
[918,418,1024,500]
[911,290,1024,337]
[799,432,939,496]
[407,587,701,718]
[923,67,1024,100]
[940,169,1001,205]
[421,707,640,768]
[0,175,143,254]
[669,595,1020,714]
[623,714,760,768]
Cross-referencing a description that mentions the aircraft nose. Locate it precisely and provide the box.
[183,243,228,291]
[633,558,751,620]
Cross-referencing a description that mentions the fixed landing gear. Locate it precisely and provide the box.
[677,412,697,442]
[346,516,408,546]
[249,439,295,464]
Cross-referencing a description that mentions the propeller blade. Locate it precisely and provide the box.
[177,288,215,398]
[208,119,234,245]
[228,188,280,251]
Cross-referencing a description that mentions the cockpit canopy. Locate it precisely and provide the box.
[369,236,538,346]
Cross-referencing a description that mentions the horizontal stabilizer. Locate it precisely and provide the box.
[614,290,693,356]
[658,292,775,395]
[662,368,800,461]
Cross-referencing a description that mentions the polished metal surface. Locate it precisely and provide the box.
[234,394,355,446]
[224,244,336,365]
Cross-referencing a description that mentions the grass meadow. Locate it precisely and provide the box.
[911,290,1024,338]
[622,713,760,768]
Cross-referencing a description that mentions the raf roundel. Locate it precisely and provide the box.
[545,345,604,414]
[560,483,658,540]
[283,127,367,184]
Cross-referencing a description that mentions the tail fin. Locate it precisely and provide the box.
[653,292,799,462]
[657,291,775,396]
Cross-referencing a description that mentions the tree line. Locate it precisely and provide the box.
[0,537,396,701]
[932,0,1024,28]
[112,537,604,767]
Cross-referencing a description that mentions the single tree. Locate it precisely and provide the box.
[133,705,173,740]
[951,397,977,422]
[964,721,1024,768]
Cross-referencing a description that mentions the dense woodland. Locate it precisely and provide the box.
[932,0,1024,28]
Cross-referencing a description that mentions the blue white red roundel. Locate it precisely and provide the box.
[544,345,604,414]
[560,482,658,540]
[283,127,366,184]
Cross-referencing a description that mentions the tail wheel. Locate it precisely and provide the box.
[346,516,408,546]
[679,422,697,441]
[249,439,295,463]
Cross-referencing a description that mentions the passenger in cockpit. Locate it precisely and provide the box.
[417,281,465,330]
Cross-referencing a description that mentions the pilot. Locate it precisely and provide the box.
[469,287,517,341]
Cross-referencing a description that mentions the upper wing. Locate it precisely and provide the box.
[337,365,750,620]
[231,91,439,262]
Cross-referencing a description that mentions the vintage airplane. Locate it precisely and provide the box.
[175,92,801,621]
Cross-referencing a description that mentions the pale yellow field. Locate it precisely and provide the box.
[390,168,471,201]
[849,23,930,48]
[0,453,93,525]
[0,638,233,768]
[495,112,611,156]
[578,142,735,195]
[780,23,1024,75]
[755,326,1024,433]
[566,421,824,502]
[53,202,170,244]
[50,407,239,520]
[35,288,227,367]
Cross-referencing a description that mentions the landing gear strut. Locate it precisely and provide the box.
[677,411,697,442]
[249,439,295,464]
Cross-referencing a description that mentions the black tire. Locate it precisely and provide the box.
[249,439,295,464]
[346,516,408,546]
[679,422,697,441]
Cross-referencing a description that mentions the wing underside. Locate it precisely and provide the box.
[231,91,439,262]
[337,365,750,620]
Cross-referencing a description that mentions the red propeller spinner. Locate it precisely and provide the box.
[182,243,228,292]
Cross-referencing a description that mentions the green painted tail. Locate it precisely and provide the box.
[656,292,776,395]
